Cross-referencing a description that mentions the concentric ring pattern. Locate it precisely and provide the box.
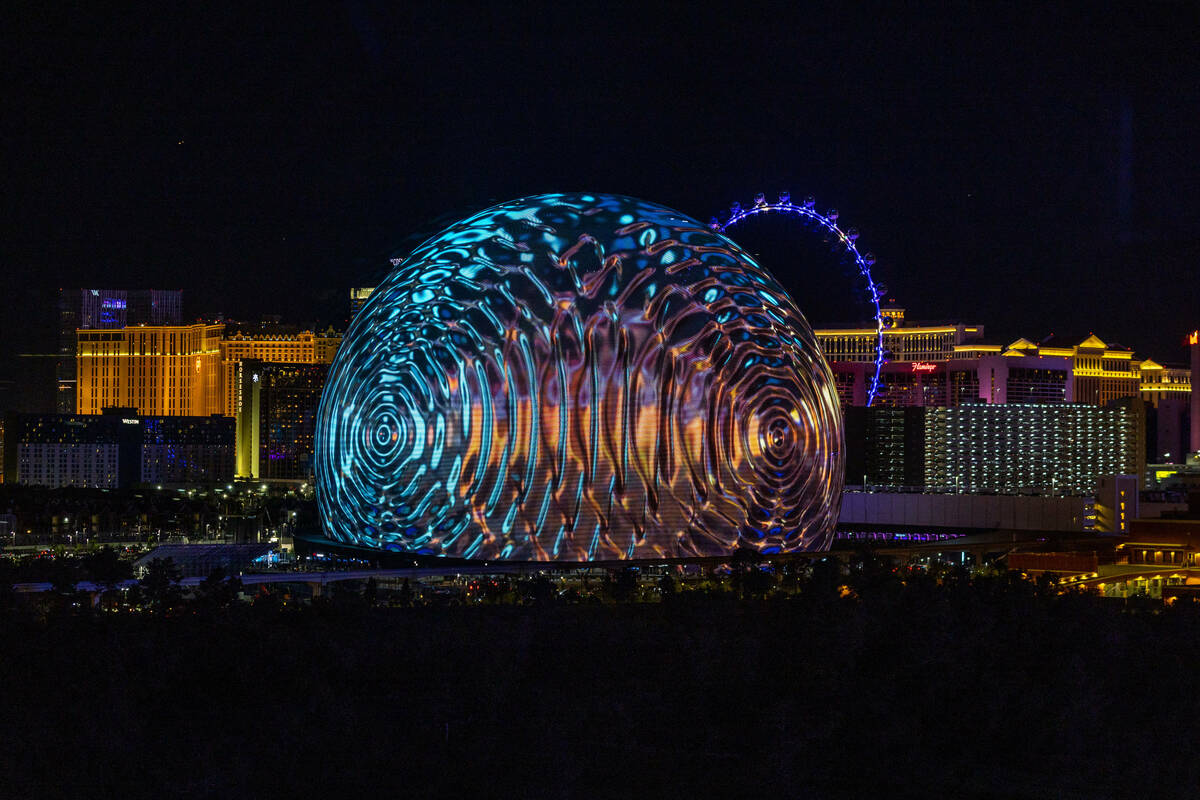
[314,193,844,560]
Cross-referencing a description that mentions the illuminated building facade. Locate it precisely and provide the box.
[1003,334,1141,406]
[233,360,328,481]
[56,289,183,413]
[1000,334,1194,414]
[816,307,984,364]
[1141,354,1192,464]
[1139,359,1191,407]
[843,406,926,487]
[2,412,137,488]
[140,415,235,484]
[1093,474,1138,534]
[1192,330,1200,454]
[828,330,1180,411]
[840,493,1093,531]
[1,408,232,488]
[832,354,1072,408]
[349,287,375,319]
[315,193,844,560]
[76,324,223,417]
[219,330,341,417]
[926,402,1142,495]
[846,401,1143,495]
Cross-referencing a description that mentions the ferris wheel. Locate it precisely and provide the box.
[711,192,887,406]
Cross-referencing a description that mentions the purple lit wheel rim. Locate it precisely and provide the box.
[713,196,886,406]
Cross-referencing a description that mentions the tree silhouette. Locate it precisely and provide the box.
[252,584,283,613]
[84,546,130,609]
[140,557,183,614]
[192,567,242,613]
[43,556,89,614]
[607,567,639,602]
[779,559,804,593]
[524,574,556,605]
[83,547,127,586]
[657,571,677,601]
[806,556,842,603]
[730,546,774,599]
[48,557,82,596]
[0,559,17,611]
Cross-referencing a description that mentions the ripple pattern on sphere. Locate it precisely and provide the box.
[314,193,844,560]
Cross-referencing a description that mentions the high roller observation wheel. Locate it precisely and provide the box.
[710,191,886,406]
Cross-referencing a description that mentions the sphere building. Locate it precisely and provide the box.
[313,193,843,560]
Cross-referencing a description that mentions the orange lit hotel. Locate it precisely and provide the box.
[75,324,223,417]
[75,325,341,420]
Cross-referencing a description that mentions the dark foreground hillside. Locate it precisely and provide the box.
[1,577,1197,799]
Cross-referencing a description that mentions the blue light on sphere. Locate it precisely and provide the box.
[314,193,843,560]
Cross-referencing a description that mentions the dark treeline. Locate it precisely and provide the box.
[1,563,1197,798]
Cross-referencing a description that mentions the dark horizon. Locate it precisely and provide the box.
[4,3,1198,411]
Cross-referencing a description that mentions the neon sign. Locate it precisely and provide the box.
[911,362,937,373]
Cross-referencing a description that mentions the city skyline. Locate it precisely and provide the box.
[3,5,1198,399]
[2,7,1199,795]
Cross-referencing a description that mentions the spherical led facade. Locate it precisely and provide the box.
[314,193,843,560]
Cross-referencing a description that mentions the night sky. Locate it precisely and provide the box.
[3,3,1198,411]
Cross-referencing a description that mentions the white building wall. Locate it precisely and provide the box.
[839,491,1090,531]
